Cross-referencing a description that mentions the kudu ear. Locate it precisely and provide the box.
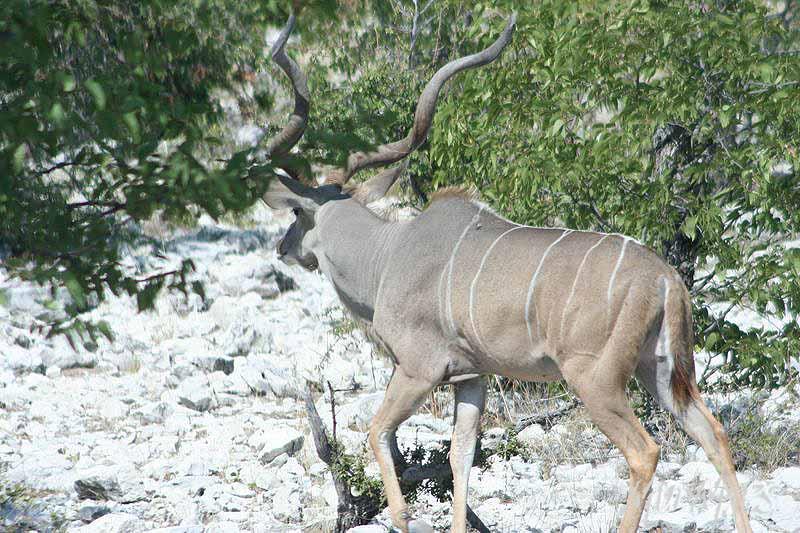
[352,161,410,205]
[262,174,319,211]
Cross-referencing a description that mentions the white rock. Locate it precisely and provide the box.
[217,320,259,357]
[226,482,255,498]
[216,512,249,523]
[239,463,275,491]
[132,401,175,424]
[771,466,800,491]
[337,393,384,432]
[3,284,47,315]
[683,444,709,463]
[552,463,592,483]
[276,457,306,483]
[5,447,76,492]
[230,355,299,399]
[271,483,303,523]
[98,398,129,420]
[39,343,97,369]
[678,461,718,483]
[0,339,43,372]
[591,478,628,505]
[250,428,302,461]
[208,293,263,330]
[655,461,682,480]
[308,462,328,478]
[147,524,204,533]
[74,512,145,533]
[74,466,148,503]
[176,374,216,412]
[205,521,241,533]
[346,526,388,533]
[0,368,14,385]
[516,423,545,444]
[509,459,542,480]
[647,479,690,514]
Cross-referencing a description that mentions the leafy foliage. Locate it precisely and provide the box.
[330,441,385,506]
[0,1,340,340]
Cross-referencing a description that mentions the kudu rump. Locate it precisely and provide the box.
[261,14,752,533]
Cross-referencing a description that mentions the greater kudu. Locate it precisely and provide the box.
[261,14,753,533]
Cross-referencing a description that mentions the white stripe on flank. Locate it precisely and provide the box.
[525,229,573,348]
[469,226,525,353]
[559,234,610,341]
[655,278,675,402]
[662,279,672,356]
[437,260,448,333]
[446,207,484,335]
[606,236,631,333]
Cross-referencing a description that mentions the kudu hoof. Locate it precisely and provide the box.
[407,518,435,533]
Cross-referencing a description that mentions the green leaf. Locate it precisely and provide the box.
[136,281,161,311]
[123,112,141,143]
[12,144,26,173]
[63,272,87,309]
[97,320,114,342]
[550,118,565,137]
[681,216,698,240]
[705,331,720,350]
[719,108,731,128]
[62,74,77,92]
[48,103,67,127]
[85,79,106,110]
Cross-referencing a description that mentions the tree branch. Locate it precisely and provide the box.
[514,399,579,433]
[135,269,178,284]
[35,160,81,176]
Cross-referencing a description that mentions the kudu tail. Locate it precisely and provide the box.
[661,276,700,411]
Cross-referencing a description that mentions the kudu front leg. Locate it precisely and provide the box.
[369,367,438,533]
[449,377,486,533]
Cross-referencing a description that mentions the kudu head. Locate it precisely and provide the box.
[262,13,516,270]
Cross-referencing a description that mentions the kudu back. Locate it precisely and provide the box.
[260,13,753,533]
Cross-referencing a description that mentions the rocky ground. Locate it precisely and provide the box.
[1,205,799,533]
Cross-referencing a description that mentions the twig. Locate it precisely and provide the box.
[747,80,799,95]
[135,269,178,284]
[691,271,716,296]
[327,380,338,443]
[35,160,80,176]
[514,399,579,433]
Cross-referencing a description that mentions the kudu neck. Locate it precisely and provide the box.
[314,199,403,322]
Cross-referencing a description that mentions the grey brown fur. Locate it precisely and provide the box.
[261,14,753,533]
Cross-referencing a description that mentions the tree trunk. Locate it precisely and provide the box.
[652,124,701,290]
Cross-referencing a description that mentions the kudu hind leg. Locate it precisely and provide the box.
[562,355,660,533]
[449,377,486,533]
[369,368,438,533]
[635,363,753,532]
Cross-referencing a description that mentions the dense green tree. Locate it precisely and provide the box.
[0,0,337,341]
